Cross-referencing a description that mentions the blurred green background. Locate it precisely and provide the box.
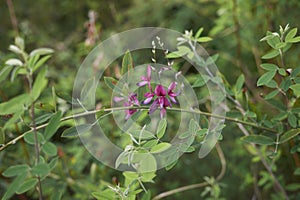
[1,0,300,199]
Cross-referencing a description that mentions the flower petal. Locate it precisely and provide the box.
[149,99,159,114]
[143,97,153,104]
[113,96,124,102]
[168,82,177,92]
[155,85,166,96]
[137,81,148,87]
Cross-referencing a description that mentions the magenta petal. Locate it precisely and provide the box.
[169,96,177,104]
[137,81,148,87]
[141,76,148,81]
[143,97,153,104]
[149,99,159,114]
[144,92,154,98]
[155,85,166,96]
[113,96,124,102]
[147,65,152,79]
[168,82,177,92]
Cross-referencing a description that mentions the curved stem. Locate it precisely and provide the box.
[0,105,278,152]
[152,143,226,200]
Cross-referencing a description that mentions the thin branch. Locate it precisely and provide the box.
[0,105,278,152]
[152,143,226,200]
[6,0,19,37]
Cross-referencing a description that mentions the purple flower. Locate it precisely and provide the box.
[114,92,140,120]
[143,83,179,118]
[137,65,152,91]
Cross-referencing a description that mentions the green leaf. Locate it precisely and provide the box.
[285,28,297,42]
[24,131,45,145]
[150,142,171,153]
[44,111,62,140]
[289,36,300,43]
[262,50,280,59]
[32,55,52,72]
[290,84,300,97]
[2,164,30,177]
[241,135,275,145]
[235,74,245,93]
[31,163,50,177]
[130,129,156,140]
[192,74,210,87]
[42,142,57,156]
[265,80,277,88]
[157,119,167,139]
[8,44,23,54]
[104,76,118,90]
[34,113,54,125]
[5,58,23,66]
[267,34,281,49]
[286,183,300,191]
[142,139,158,148]
[31,67,48,101]
[30,48,54,57]
[49,157,59,170]
[197,36,212,42]
[195,27,204,39]
[166,46,191,58]
[257,70,276,86]
[123,171,139,180]
[15,37,25,50]
[132,153,157,172]
[288,113,297,128]
[2,173,27,200]
[260,63,278,71]
[121,50,133,75]
[278,68,286,76]
[260,33,275,42]
[61,124,93,137]
[0,65,14,82]
[294,168,300,175]
[275,42,286,49]
[35,102,55,112]
[279,129,300,144]
[16,178,38,194]
[0,128,5,144]
[92,190,115,200]
[264,90,279,100]
[141,172,156,182]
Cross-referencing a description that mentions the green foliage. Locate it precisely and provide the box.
[1,1,300,200]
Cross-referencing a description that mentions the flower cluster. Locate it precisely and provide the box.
[114,65,180,120]
[137,65,180,119]
[114,92,140,120]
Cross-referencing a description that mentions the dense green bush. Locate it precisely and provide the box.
[1,1,300,199]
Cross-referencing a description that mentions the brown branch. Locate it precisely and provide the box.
[6,0,19,37]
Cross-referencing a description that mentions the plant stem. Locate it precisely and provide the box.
[0,105,278,152]
[152,143,226,200]
[6,0,19,37]
[28,72,43,200]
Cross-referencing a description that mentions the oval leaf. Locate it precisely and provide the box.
[241,135,275,145]
[257,70,276,86]
[30,48,54,57]
[16,178,38,194]
[2,164,30,177]
[150,142,171,153]
[61,124,93,137]
[44,111,62,140]
[279,129,300,144]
